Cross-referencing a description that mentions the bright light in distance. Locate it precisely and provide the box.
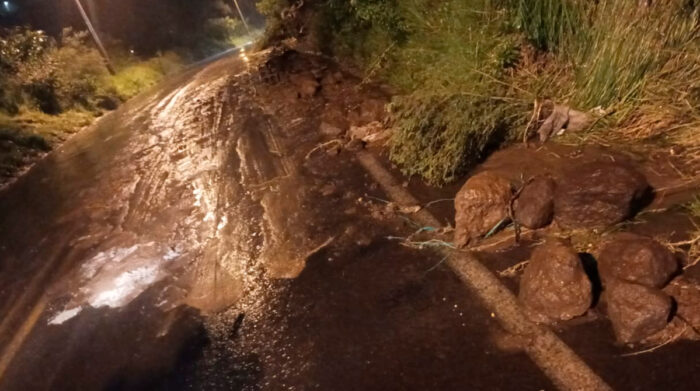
[3,1,10,10]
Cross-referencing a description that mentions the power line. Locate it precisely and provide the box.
[72,0,115,75]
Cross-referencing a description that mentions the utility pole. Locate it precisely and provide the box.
[232,0,252,36]
[73,0,116,75]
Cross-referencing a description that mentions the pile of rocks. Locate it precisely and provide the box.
[518,233,700,344]
[453,161,700,344]
[454,161,651,247]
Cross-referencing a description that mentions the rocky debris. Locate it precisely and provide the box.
[454,171,512,247]
[597,232,678,288]
[519,239,592,322]
[344,138,365,152]
[320,122,343,137]
[349,98,387,126]
[664,276,700,330]
[321,106,349,134]
[605,280,672,343]
[513,176,556,229]
[349,121,391,144]
[321,71,343,86]
[289,72,320,98]
[319,182,338,196]
[554,162,650,229]
[642,316,700,345]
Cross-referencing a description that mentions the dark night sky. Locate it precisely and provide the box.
[0,0,263,53]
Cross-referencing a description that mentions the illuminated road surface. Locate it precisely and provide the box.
[0,53,557,390]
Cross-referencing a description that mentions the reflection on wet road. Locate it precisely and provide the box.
[0,54,552,390]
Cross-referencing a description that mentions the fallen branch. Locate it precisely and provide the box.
[498,260,530,278]
[304,139,343,160]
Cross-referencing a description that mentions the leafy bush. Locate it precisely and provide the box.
[193,17,249,57]
[111,51,184,100]
[0,28,115,114]
[257,0,288,17]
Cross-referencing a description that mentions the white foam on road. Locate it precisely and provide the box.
[47,244,182,325]
[48,307,83,325]
[88,264,161,308]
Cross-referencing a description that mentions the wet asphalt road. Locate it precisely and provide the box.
[0,53,554,390]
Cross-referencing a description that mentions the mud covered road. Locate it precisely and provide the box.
[0,52,555,390]
[0,50,698,391]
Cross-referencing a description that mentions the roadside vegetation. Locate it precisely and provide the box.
[262,0,700,185]
[0,15,255,183]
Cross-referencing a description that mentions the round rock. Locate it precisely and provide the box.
[554,162,649,229]
[597,232,677,288]
[605,281,672,344]
[514,176,556,229]
[519,239,592,323]
[454,171,512,248]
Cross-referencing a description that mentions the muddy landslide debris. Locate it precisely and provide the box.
[554,162,650,229]
[519,239,592,323]
[597,232,678,288]
[289,72,320,98]
[513,176,556,229]
[454,171,512,248]
[320,122,344,137]
[605,280,672,344]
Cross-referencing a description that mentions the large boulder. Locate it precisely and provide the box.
[664,276,700,330]
[454,171,512,247]
[513,176,556,229]
[597,232,678,288]
[554,162,649,229]
[606,281,672,343]
[519,239,592,322]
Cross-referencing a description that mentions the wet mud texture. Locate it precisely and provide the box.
[0,52,553,390]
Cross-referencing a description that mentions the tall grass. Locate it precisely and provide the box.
[383,0,525,184]
[311,0,700,184]
[512,0,700,143]
[507,0,584,52]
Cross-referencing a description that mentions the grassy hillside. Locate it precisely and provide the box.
[265,0,700,185]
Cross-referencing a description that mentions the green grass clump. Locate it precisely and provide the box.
[510,0,700,145]
[506,0,584,52]
[316,0,525,184]
[111,52,184,100]
[310,0,700,184]
[390,94,515,185]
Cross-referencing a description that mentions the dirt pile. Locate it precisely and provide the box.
[519,239,592,323]
[454,171,512,248]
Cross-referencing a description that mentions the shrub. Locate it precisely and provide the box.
[111,51,184,100]
[391,94,516,185]
[318,0,700,184]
